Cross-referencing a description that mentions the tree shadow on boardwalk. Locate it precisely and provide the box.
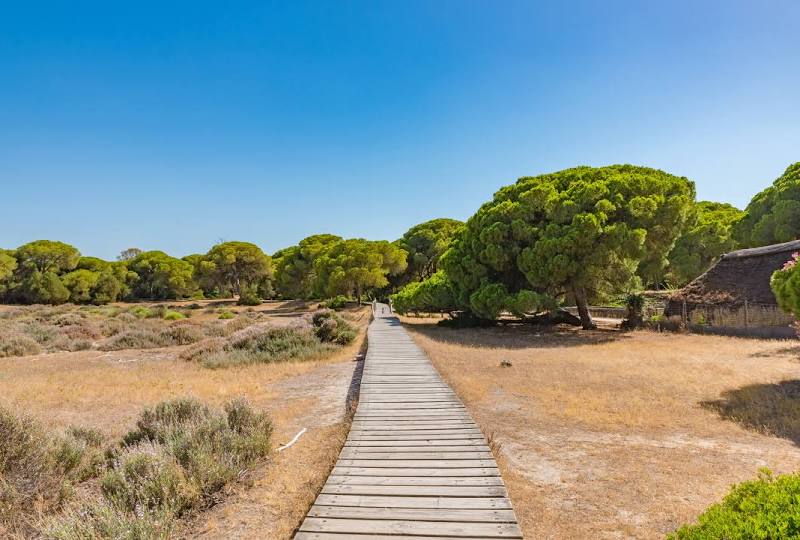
[401,319,628,350]
[701,380,800,446]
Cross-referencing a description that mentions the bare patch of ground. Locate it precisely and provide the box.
[403,318,800,539]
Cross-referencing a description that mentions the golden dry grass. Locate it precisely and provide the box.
[0,303,369,539]
[402,318,800,539]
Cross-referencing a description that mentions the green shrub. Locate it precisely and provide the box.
[218,310,236,320]
[162,310,186,321]
[0,333,41,357]
[201,326,334,368]
[47,397,271,539]
[129,306,154,319]
[320,295,349,310]
[237,286,262,306]
[0,407,104,535]
[669,469,800,539]
[312,310,357,345]
[101,449,200,515]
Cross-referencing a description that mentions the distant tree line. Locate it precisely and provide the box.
[3,162,798,321]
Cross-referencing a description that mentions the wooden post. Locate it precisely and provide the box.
[682,299,688,326]
[744,298,749,328]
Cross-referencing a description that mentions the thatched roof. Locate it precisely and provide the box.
[668,239,800,308]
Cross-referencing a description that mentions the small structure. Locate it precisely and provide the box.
[666,239,800,337]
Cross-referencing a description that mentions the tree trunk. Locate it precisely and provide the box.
[573,286,597,330]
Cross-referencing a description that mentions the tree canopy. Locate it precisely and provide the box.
[203,241,273,298]
[667,201,744,286]
[313,239,407,303]
[771,252,800,319]
[126,251,197,300]
[274,234,341,299]
[735,162,800,247]
[394,218,463,285]
[441,165,695,327]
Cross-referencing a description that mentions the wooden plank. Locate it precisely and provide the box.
[321,484,508,497]
[308,505,518,522]
[298,518,522,538]
[324,475,504,487]
[335,459,498,468]
[331,467,500,477]
[315,494,511,509]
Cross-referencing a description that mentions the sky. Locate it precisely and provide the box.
[1,0,798,260]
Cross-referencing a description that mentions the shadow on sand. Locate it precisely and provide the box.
[702,380,800,446]
[400,318,628,350]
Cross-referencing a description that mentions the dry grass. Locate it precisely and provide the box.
[402,318,800,539]
[0,302,369,539]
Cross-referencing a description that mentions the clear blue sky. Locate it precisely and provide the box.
[1,1,798,260]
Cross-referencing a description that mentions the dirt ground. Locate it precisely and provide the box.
[402,318,800,540]
[0,302,369,539]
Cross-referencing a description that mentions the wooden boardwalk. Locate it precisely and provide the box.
[295,305,523,539]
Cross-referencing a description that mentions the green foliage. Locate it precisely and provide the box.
[394,218,463,285]
[126,251,197,300]
[218,310,236,320]
[441,165,694,327]
[320,295,349,310]
[735,163,800,247]
[392,271,459,314]
[668,201,744,285]
[162,310,185,321]
[771,252,800,318]
[204,241,273,298]
[16,270,71,304]
[61,269,101,304]
[204,326,334,368]
[237,284,262,306]
[669,469,800,540]
[313,238,407,303]
[312,310,357,345]
[273,234,341,299]
[14,240,80,275]
[0,249,17,295]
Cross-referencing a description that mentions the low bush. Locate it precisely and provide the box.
[162,310,186,321]
[320,295,349,310]
[0,333,41,357]
[237,286,262,306]
[129,306,153,319]
[48,397,272,538]
[180,338,226,362]
[218,310,236,320]
[200,326,334,368]
[100,328,171,350]
[669,469,800,539]
[312,310,357,345]
[0,406,105,536]
[161,323,205,345]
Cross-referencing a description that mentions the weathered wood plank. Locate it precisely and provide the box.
[324,475,504,486]
[331,466,500,477]
[308,505,518,522]
[320,484,509,497]
[299,518,522,538]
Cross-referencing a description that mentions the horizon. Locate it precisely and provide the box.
[2,1,799,259]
